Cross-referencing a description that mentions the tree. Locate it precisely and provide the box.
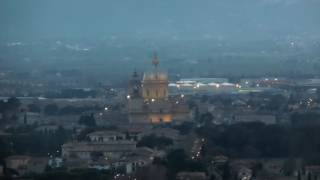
[291,112,320,126]
[0,97,21,123]
[1,126,70,156]
[78,113,96,127]
[137,134,173,149]
[173,122,194,135]
[6,97,21,111]
[134,165,167,180]
[166,149,206,178]
[28,103,41,113]
[166,149,188,173]
[44,104,59,115]
[265,94,287,111]
[199,112,214,125]
[90,151,103,161]
[307,172,312,180]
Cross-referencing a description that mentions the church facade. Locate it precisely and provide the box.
[127,54,191,124]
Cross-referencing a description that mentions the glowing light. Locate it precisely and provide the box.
[181,94,184,98]
[196,83,200,88]
[104,107,108,111]
[176,84,180,88]
[151,99,155,102]
[290,42,295,47]
[216,84,220,88]
[126,95,131,99]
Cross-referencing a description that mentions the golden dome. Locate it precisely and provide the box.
[142,71,168,82]
[142,53,168,82]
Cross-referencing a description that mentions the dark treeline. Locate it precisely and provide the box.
[137,134,173,150]
[0,126,70,159]
[0,97,21,124]
[153,149,206,180]
[43,103,103,116]
[33,169,113,180]
[197,122,320,164]
[45,89,98,99]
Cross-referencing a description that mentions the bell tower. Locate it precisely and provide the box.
[128,70,141,98]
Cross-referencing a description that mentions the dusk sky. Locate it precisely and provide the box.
[1,0,320,40]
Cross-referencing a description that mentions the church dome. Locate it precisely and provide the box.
[142,53,168,82]
[143,71,168,82]
[140,53,169,100]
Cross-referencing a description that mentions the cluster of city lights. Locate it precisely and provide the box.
[176,82,245,89]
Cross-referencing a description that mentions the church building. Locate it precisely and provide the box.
[127,54,191,124]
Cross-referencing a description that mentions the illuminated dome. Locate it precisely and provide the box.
[141,53,169,99]
[143,71,168,82]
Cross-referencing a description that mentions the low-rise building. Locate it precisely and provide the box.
[19,112,41,125]
[212,155,229,166]
[62,141,136,161]
[305,166,320,180]
[35,125,60,133]
[261,159,286,175]
[87,131,126,142]
[5,156,30,173]
[232,114,276,125]
[237,166,253,180]
[176,171,207,180]
[5,155,48,176]
[48,157,63,168]
[0,164,4,177]
[230,160,255,180]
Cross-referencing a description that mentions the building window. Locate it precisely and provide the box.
[146,89,150,97]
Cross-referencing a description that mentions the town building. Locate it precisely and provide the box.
[62,140,136,161]
[176,171,207,180]
[87,131,126,142]
[5,155,48,176]
[0,164,4,177]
